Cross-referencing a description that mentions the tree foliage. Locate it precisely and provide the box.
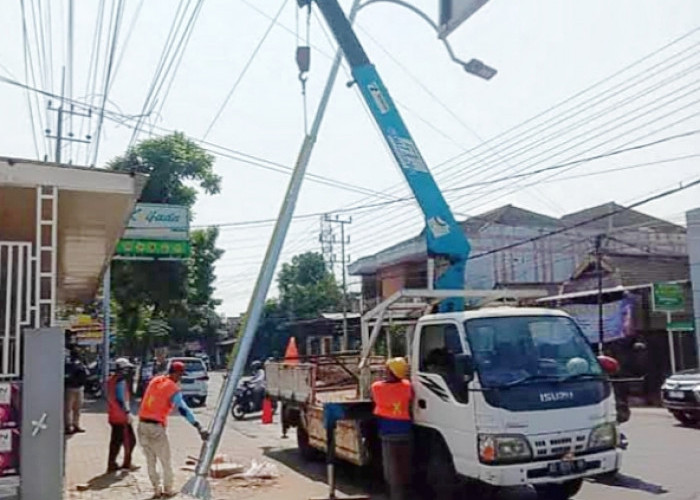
[233,252,343,364]
[109,132,221,204]
[187,227,225,354]
[277,252,342,320]
[109,133,222,357]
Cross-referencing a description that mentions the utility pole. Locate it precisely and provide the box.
[319,216,335,274]
[46,68,91,164]
[595,234,604,355]
[322,214,352,351]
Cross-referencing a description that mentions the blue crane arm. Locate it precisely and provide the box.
[308,0,470,311]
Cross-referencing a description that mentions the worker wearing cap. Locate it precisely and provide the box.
[371,357,413,500]
[107,357,138,472]
[138,361,209,499]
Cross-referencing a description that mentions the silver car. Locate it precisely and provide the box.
[168,357,209,407]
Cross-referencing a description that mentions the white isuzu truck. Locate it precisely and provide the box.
[266,290,623,499]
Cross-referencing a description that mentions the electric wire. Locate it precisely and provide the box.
[322,33,700,230]
[346,80,698,254]
[91,0,126,166]
[126,0,188,149]
[78,0,107,164]
[150,0,206,136]
[203,0,288,140]
[19,0,43,159]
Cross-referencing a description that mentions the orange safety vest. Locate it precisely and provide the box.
[107,375,131,425]
[371,379,413,421]
[139,375,179,426]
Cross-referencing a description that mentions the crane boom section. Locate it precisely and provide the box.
[310,0,470,311]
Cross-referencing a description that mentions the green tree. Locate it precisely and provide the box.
[109,133,221,356]
[109,132,221,205]
[277,252,342,319]
[229,252,342,364]
[187,227,224,356]
[188,227,224,322]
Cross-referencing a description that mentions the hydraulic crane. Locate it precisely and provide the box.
[183,1,473,497]
[304,0,471,313]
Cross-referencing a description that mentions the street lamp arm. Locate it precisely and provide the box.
[359,0,440,32]
[357,0,491,78]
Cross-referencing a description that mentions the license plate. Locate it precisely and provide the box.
[668,391,685,399]
[547,459,586,477]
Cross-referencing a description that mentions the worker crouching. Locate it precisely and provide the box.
[371,357,413,500]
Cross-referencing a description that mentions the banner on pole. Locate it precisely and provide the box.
[561,297,635,344]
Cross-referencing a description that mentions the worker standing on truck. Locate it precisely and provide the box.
[138,361,210,499]
[371,357,413,500]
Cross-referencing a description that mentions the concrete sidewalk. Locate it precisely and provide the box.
[64,413,288,500]
[64,401,370,500]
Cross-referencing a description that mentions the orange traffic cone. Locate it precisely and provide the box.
[261,398,273,424]
[283,337,299,365]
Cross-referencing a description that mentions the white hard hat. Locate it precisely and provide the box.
[115,357,134,370]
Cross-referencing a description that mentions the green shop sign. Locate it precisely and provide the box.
[116,239,190,258]
[652,282,685,312]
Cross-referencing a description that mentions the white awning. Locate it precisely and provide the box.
[0,157,146,304]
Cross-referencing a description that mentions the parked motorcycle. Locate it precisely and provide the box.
[231,380,273,420]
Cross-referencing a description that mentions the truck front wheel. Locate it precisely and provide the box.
[424,438,459,499]
[535,478,584,499]
[297,426,320,461]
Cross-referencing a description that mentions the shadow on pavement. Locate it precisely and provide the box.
[589,472,668,494]
[262,447,386,498]
[262,447,536,500]
[82,471,128,491]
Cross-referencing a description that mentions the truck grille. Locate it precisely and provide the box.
[531,433,588,459]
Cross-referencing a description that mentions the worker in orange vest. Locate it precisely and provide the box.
[138,361,209,499]
[371,357,413,500]
[106,357,138,472]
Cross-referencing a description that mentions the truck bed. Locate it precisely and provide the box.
[266,354,386,405]
[266,355,388,466]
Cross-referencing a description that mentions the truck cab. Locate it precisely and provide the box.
[411,307,621,497]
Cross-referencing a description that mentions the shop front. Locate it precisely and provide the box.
[0,157,144,499]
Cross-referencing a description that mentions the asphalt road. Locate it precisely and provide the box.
[203,372,700,500]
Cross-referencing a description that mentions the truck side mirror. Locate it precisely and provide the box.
[454,353,475,383]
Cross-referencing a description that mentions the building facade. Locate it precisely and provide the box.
[350,203,686,308]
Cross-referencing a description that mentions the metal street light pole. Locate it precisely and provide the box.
[182,3,364,498]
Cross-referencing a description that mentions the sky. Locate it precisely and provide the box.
[0,0,699,317]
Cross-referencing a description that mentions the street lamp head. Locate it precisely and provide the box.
[462,58,497,80]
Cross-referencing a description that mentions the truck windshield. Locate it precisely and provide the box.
[464,315,602,388]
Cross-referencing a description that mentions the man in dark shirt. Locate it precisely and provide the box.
[65,348,89,434]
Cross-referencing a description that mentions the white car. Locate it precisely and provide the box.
[168,357,209,407]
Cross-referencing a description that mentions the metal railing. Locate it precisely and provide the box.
[0,242,33,378]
